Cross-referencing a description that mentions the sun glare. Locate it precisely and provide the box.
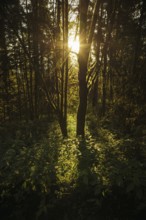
[68,38,79,53]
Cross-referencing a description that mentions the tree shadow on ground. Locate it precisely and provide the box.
[1,124,146,220]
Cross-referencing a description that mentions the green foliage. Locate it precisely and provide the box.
[0,0,146,218]
[1,118,146,219]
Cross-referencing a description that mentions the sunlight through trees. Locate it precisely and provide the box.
[68,37,79,53]
[0,0,146,219]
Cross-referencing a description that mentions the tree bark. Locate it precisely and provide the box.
[77,0,101,136]
[76,0,89,136]
[31,0,40,119]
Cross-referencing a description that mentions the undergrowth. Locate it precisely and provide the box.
[0,117,146,220]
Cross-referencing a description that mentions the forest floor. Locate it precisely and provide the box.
[0,116,146,220]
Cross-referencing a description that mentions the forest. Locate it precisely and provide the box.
[0,0,146,219]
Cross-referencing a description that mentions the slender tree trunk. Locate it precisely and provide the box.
[77,0,101,136]
[26,0,34,120]
[31,0,40,119]
[59,0,68,137]
[77,0,89,136]
[102,45,107,116]
[63,0,68,136]
[15,60,22,120]
[55,0,68,137]
[77,77,88,136]
[92,32,101,108]
[0,19,10,120]
[132,0,145,78]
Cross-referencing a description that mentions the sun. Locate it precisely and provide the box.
[68,38,79,53]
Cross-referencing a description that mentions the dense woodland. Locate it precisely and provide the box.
[0,0,146,219]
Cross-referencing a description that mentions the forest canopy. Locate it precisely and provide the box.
[0,0,146,136]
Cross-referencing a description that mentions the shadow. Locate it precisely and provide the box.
[63,137,101,220]
[1,123,146,220]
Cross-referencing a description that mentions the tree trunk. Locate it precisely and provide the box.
[102,45,107,116]
[55,0,68,137]
[77,0,101,136]
[0,13,10,120]
[63,0,68,136]
[77,49,88,136]
[76,0,89,136]
[77,79,88,136]
[31,0,40,119]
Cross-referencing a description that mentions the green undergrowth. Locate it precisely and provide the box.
[0,118,146,219]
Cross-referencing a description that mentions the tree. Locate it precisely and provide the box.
[77,0,101,136]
